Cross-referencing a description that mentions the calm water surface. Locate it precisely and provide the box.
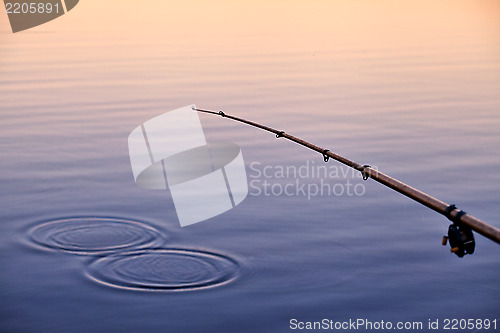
[1,1,499,332]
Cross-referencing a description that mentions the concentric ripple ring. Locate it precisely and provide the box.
[27,217,165,255]
[86,249,241,291]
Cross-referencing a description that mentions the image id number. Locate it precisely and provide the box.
[443,318,497,330]
[5,2,60,14]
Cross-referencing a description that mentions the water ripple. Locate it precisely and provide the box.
[86,248,240,292]
[27,217,165,255]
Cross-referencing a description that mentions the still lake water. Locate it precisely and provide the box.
[1,1,499,332]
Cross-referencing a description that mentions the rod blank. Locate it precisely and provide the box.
[194,107,500,245]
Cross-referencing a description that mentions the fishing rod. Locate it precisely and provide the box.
[193,107,500,257]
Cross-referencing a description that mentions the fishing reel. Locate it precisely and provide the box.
[442,222,475,257]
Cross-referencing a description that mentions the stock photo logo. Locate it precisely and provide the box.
[248,161,368,200]
[128,105,248,227]
[4,0,79,33]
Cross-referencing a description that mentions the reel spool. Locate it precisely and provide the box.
[442,223,475,258]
